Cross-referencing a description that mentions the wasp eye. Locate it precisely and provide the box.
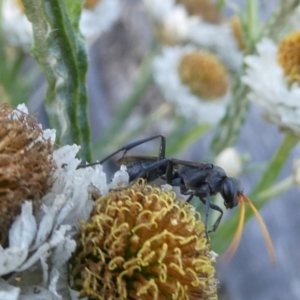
[222,178,239,209]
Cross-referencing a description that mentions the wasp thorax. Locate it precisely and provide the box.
[0,104,55,246]
[178,51,229,101]
[69,180,218,300]
[277,31,300,84]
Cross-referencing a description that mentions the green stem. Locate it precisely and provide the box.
[210,73,250,157]
[251,133,299,196]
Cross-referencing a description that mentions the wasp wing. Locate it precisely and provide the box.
[117,155,158,166]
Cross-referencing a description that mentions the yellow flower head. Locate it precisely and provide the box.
[277,31,300,84]
[0,104,55,246]
[178,51,229,100]
[70,180,217,300]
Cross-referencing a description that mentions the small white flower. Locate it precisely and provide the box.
[215,147,242,177]
[153,45,230,124]
[242,38,300,135]
[1,0,33,51]
[80,0,121,45]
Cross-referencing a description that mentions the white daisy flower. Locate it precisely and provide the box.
[0,104,129,299]
[143,0,191,44]
[153,45,231,124]
[214,147,242,177]
[80,0,121,45]
[242,34,300,135]
[1,0,33,51]
[143,0,243,70]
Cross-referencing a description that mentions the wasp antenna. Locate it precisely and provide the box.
[242,195,276,266]
[221,197,245,263]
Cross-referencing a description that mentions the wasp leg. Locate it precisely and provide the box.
[78,135,166,168]
[131,158,172,182]
[206,203,223,233]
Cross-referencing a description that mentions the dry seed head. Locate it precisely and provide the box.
[178,51,229,100]
[70,180,217,300]
[176,0,221,23]
[0,104,55,246]
[277,31,300,84]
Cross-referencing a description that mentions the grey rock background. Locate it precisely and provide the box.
[27,0,300,299]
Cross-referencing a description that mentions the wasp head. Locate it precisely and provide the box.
[221,177,244,209]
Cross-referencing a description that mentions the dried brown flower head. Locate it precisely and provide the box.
[70,180,217,300]
[0,104,55,246]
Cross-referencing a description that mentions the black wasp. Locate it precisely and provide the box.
[80,135,275,263]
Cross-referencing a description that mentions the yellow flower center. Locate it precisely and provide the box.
[84,0,100,10]
[228,16,247,51]
[176,0,221,23]
[70,180,217,300]
[178,52,229,100]
[277,31,300,84]
[14,0,24,12]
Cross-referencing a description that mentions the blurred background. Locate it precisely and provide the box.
[1,0,300,299]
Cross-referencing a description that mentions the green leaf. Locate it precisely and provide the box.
[22,0,91,161]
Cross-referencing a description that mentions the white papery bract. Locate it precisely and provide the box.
[0,104,129,300]
[153,45,230,124]
[242,38,300,135]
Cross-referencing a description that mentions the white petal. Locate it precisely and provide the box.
[109,165,129,189]
[9,201,37,248]
[0,278,20,300]
[0,247,28,276]
[53,145,81,171]
[51,237,76,268]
